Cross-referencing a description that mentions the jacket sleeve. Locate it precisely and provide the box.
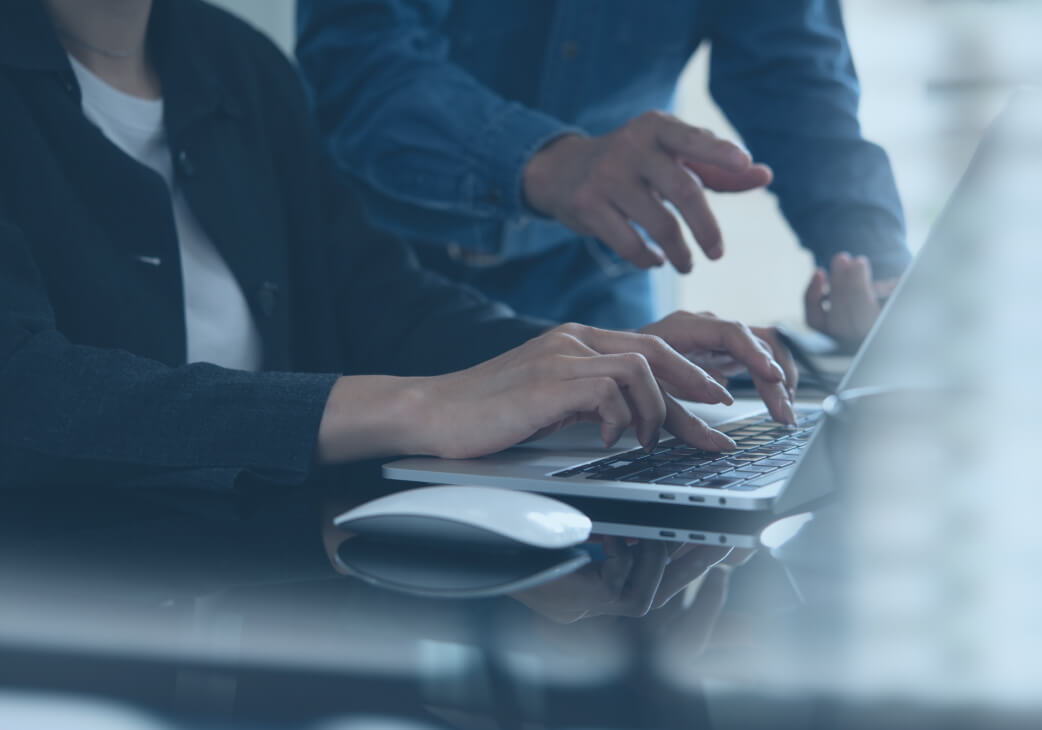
[295,0,578,259]
[707,0,911,279]
[0,213,339,492]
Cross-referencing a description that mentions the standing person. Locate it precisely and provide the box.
[297,0,910,339]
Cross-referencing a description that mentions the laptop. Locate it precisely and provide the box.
[384,91,1036,517]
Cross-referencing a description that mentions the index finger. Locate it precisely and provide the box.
[690,318,789,387]
[652,116,752,172]
[753,328,799,398]
[690,320,796,424]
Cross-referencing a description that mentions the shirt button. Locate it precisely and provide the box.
[256,282,279,318]
[561,41,581,60]
[176,150,197,178]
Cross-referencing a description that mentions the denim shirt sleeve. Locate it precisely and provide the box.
[296,0,578,258]
[707,0,912,279]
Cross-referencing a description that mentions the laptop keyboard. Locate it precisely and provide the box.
[551,408,823,492]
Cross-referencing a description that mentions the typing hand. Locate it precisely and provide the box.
[316,315,797,464]
[805,252,900,349]
[409,313,801,458]
[522,112,772,273]
[640,312,798,425]
[404,321,740,458]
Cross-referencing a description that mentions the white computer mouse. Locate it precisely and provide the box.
[333,485,592,550]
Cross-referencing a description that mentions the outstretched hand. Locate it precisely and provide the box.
[523,112,772,273]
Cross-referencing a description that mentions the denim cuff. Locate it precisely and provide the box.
[472,102,583,220]
[800,210,912,280]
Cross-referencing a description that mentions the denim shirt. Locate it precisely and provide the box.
[298,0,910,328]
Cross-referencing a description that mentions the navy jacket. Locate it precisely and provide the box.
[0,0,546,493]
[297,0,911,327]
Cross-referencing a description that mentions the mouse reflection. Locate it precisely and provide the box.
[322,499,753,635]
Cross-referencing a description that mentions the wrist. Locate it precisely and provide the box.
[315,375,431,464]
[522,133,586,217]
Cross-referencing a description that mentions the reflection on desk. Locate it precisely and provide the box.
[0,481,768,729]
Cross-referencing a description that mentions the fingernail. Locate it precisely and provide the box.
[717,386,735,405]
[714,431,737,451]
[784,401,797,426]
[708,245,723,260]
[728,148,750,167]
[770,362,786,381]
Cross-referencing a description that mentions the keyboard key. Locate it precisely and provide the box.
[655,475,700,486]
[673,447,711,457]
[587,463,653,480]
[553,467,586,477]
[728,469,766,479]
[758,458,795,468]
[668,460,705,469]
[743,467,796,488]
[737,463,776,473]
[700,462,737,474]
[698,476,742,489]
[734,452,773,461]
[710,459,744,470]
[621,467,680,483]
[680,466,718,477]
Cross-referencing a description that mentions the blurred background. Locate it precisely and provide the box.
[207,0,1042,327]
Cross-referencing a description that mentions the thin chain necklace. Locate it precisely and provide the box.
[56,26,139,59]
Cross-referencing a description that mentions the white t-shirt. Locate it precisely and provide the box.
[69,55,263,372]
